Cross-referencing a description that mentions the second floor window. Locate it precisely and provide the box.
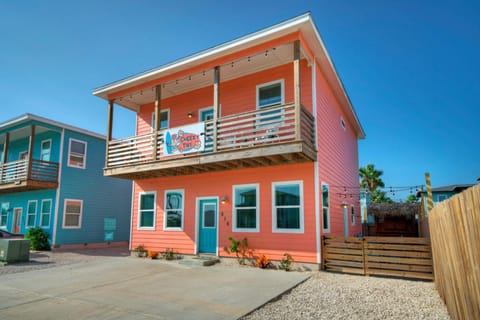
[41,140,52,162]
[68,139,87,169]
[256,80,284,127]
[151,110,170,131]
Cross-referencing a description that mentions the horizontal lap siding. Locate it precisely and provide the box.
[136,60,312,134]
[315,64,361,237]
[131,163,317,263]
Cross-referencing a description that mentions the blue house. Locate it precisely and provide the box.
[417,184,474,216]
[0,114,132,249]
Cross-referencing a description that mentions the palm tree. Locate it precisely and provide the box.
[359,164,385,192]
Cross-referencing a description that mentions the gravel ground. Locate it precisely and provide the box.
[0,248,130,276]
[242,271,451,320]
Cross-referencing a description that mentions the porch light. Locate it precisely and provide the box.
[221,196,228,204]
[188,112,194,119]
[341,201,348,209]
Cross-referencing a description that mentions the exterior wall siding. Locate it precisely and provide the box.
[54,129,132,245]
[136,60,312,134]
[0,189,56,235]
[315,63,362,237]
[131,163,317,263]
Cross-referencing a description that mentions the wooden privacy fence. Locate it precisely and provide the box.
[429,185,480,320]
[322,236,433,280]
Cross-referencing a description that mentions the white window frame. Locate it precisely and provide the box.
[40,139,52,162]
[151,109,170,131]
[26,200,37,228]
[40,199,52,228]
[322,183,331,233]
[0,202,9,228]
[256,79,285,109]
[232,183,260,232]
[164,189,184,231]
[256,79,285,129]
[137,191,156,230]
[351,204,355,226]
[62,199,83,229]
[272,180,304,234]
[67,138,87,169]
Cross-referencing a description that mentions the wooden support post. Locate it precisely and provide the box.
[293,40,301,140]
[212,66,220,152]
[425,172,434,214]
[2,132,9,164]
[106,100,114,167]
[152,85,161,160]
[0,132,9,183]
[27,125,35,180]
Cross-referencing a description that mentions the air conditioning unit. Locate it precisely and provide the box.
[0,239,30,264]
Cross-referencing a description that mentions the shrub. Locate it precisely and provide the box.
[280,253,294,271]
[133,244,146,257]
[228,236,249,265]
[162,248,176,260]
[25,227,51,251]
[255,254,270,269]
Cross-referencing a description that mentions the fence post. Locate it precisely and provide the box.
[362,237,368,276]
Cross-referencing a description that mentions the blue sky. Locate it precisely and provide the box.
[1,1,479,200]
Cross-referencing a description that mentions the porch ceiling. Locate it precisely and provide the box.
[0,126,52,144]
[113,42,300,111]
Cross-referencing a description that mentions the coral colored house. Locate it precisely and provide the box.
[93,13,365,264]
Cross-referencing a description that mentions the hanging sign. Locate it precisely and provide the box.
[163,122,205,156]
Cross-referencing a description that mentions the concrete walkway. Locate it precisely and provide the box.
[0,255,309,319]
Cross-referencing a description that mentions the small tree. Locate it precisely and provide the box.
[25,227,51,251]
[359,164,385,192]
[370,189,394,204]
[406,194,419,203]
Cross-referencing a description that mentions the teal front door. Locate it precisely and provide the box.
[198,199,217,253]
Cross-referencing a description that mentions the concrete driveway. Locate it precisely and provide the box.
[0,254,309,319]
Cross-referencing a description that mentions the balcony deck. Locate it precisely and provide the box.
[104,104,316,179]
[0,159,59,194]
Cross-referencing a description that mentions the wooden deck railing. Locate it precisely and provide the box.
[0,159,59,184]
[106,103,315,168]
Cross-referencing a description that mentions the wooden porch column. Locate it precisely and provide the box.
[2,132,9,164]
[1,132,9,182]
[293,40,301,140]
[212,66,220,152]
[106,100,114,167]
[27,125,35,180]
[152,85,161,160]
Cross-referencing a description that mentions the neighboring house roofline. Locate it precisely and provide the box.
[92,12,365,139]
[416,184,474,197]
[0,113,105,140]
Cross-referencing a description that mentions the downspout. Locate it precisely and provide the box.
[52,128,65,247]
[312,58,321,264]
